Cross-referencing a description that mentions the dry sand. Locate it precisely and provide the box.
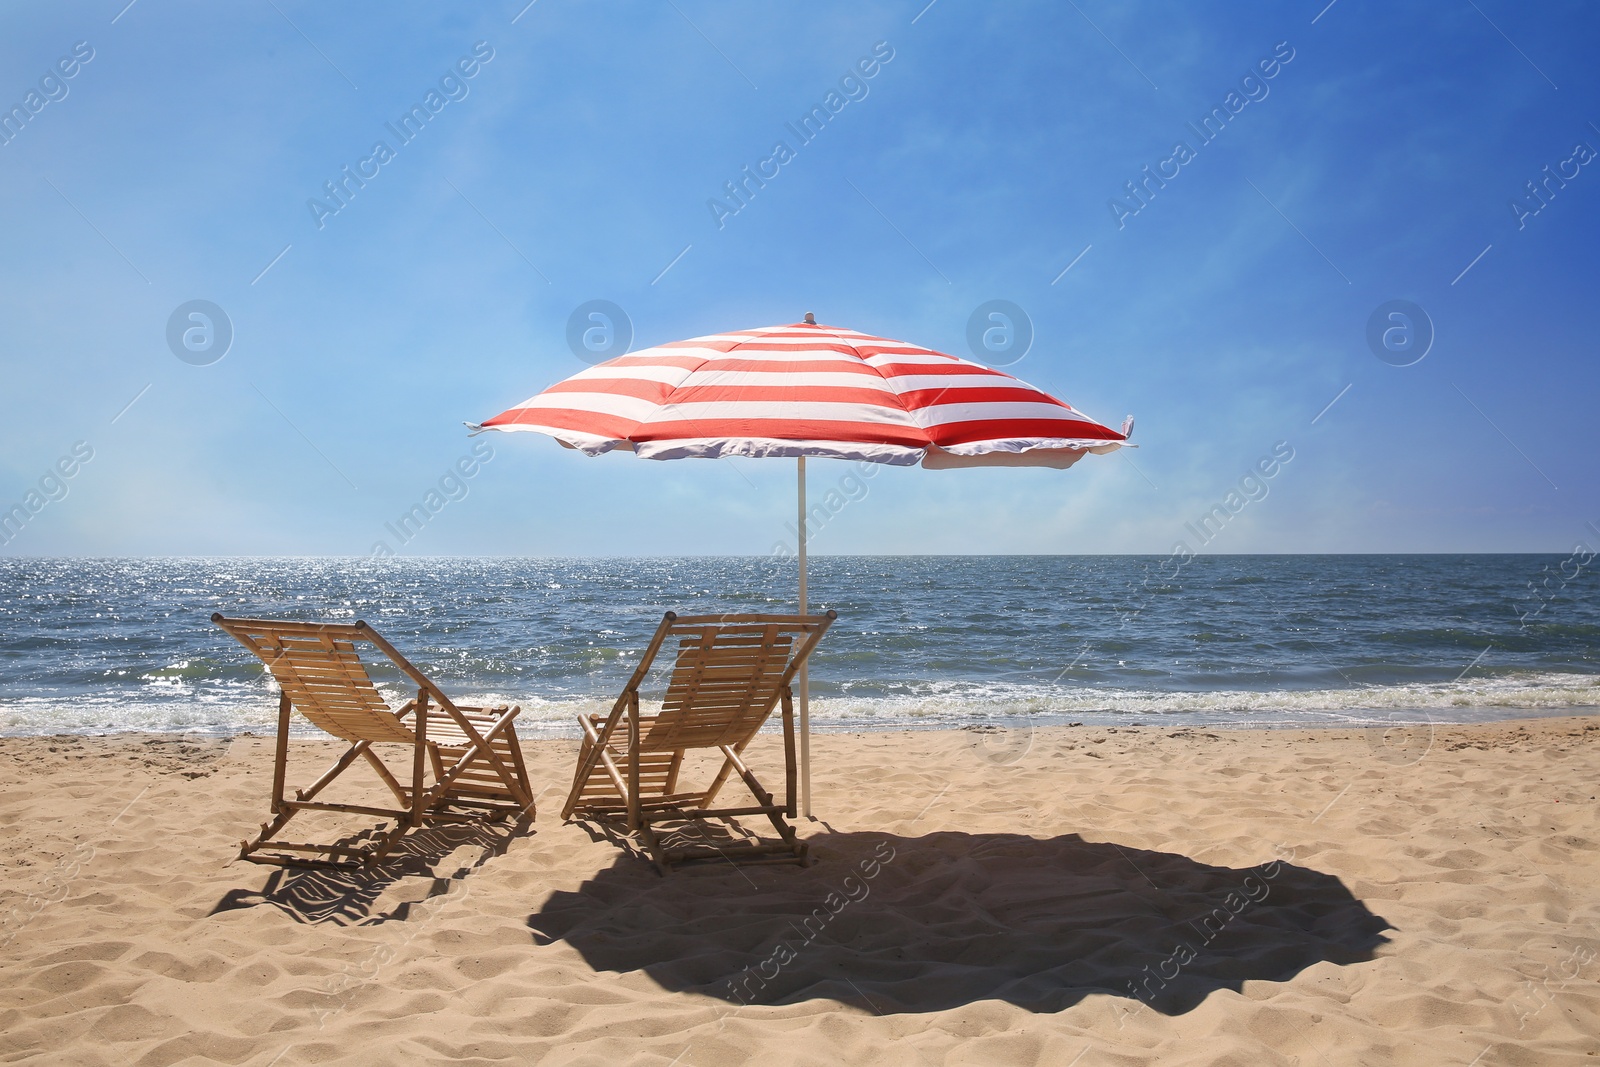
[2,715,1598,1065]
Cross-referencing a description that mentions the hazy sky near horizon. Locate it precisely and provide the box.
[1,1,1596,557]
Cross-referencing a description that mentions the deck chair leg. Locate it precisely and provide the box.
[270,693,292,814]
[241,809,297,860]
[505,729,534,813]
[408,712,530,824]
[296,741,373,804]
[410,694,429,827]
[626,693,642,833]
[364,818,413,866]
[663,751,684,796]
[701,747,742,810]
[562,719,604,820]
[565,709,631,819]
[244,739,381,862]
[359,747,409,807]
[638,819,670,874]
[478,712,534,810]
[468,707,534,810]
[426,711,532,813]
[781,687,797,819]
[720,744,797,846]
[427,701,527,808]
[245,747,360,861]
[244,737,374,861]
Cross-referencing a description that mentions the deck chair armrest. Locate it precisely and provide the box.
[590,691,636,752]
[481,706,521,743]
[459,704,520,726]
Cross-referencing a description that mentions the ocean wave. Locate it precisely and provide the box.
[2,673,1594,738]
[801,672,1600,728]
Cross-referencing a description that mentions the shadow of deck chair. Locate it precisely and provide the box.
[562,611,836,873]
[213,613,535,870]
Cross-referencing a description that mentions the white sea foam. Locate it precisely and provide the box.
[804,672,1600,727]
[2,673,1594,738]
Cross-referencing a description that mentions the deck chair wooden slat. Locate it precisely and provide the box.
[562,610,835,873]
[214,613,536,869]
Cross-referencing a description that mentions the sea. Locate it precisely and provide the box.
[0,555,1595,739]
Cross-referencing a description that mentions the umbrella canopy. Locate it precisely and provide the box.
[477,319,1130,468]
[473,318,1132,817]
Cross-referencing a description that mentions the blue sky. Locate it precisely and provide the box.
[1,0,1596,557]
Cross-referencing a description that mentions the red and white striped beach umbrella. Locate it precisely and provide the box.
[473,317,1132,813]
[477,318,1130,468]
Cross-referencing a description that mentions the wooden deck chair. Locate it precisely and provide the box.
[562,610,836,872]
[213,614,535,869]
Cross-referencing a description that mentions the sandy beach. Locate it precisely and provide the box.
[2,715,1597,1065]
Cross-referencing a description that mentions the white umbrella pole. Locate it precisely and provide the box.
[797,455,811,818]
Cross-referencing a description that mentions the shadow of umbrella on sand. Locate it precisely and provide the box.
[527,830,1391,1015]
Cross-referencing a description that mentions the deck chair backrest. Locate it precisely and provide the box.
[636,614,833,752]
[213,615,416,744]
